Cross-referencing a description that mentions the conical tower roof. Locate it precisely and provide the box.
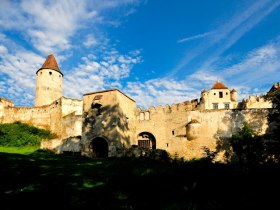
[36,54,63,76]
[211,81,228,89]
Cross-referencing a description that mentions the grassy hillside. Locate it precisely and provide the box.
[0,121,56,147]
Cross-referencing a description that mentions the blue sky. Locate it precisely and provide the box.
[1,0,280,108]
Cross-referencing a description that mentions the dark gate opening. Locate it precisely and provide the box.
[91,137,108,158]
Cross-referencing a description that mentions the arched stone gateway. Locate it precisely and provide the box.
[137,132,156,149]
[90,137,108,158]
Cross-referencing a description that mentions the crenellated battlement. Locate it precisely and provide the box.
[136,99,200,117]
[241,95,272,109]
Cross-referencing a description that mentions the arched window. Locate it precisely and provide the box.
[145,111,150,120]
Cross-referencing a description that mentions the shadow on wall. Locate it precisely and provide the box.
[83,104,131,158]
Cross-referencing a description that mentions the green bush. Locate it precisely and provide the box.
[0,121,56,147]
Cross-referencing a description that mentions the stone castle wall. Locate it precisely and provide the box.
[133,104,269,159]
[62,112,82,138]
[0,100,62,135]
[0,97,83,140]
[0,98,14,118]
[61,97,83,116]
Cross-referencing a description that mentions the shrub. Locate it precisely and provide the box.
[0,121,56,147]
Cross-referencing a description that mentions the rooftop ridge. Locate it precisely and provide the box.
[83,88,135,102]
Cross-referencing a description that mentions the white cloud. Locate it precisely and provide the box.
[125,78,199,108]
[83,34,98,47]
[0,0,141,55]
[20,0,99,54]
[63,49,142,99]
[0,45,44,105]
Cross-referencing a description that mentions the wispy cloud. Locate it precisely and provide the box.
[177,31,213,43]
[0,0,141,55]
[127,37,280,108]
[171,0,280,76]
[221,41,280,87]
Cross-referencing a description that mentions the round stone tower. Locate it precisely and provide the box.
[201,89,208,103]
[35,54,63,106]
[230,89,237,102]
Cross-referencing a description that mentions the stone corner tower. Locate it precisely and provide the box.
[35,54,63,107]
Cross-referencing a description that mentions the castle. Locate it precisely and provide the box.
[0,54,274,160]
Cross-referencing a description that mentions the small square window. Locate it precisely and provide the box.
[224,103,230,109]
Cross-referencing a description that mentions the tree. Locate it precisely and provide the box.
[265,86,280,138]
[230,122,263,165]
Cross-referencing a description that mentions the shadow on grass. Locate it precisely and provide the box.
[0,150,280,210]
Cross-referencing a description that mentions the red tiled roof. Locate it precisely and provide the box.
[37,54,63,75]
[211,81,228,89]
